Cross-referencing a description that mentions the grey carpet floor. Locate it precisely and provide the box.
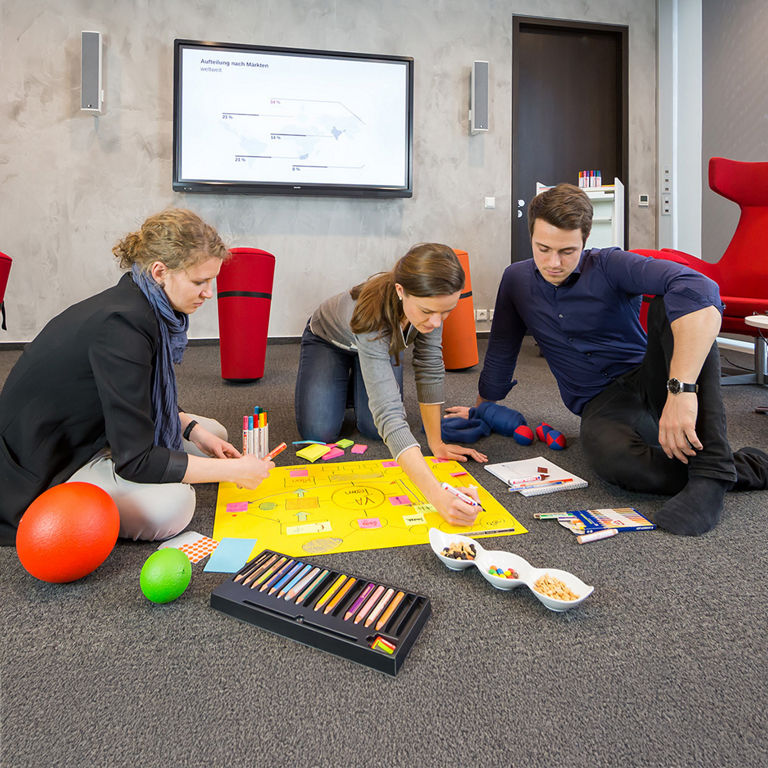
[1,338,767,768]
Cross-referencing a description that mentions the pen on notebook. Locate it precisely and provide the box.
[441,482,482,508]
[265,442,287,461]
[509,478,574,492]
[507,474,543,487]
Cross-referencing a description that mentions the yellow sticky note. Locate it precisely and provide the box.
[296,444,332,462]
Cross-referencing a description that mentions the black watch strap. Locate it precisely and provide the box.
[183,420,198,440]
[667,378,698,394]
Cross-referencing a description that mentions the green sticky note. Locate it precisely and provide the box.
[335,439,355,449]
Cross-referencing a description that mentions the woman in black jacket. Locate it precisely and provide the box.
[0,209,273,546]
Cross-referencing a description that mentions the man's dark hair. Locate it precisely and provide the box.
[528,183,593,245]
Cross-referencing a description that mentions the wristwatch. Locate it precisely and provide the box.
[666,378,698,394]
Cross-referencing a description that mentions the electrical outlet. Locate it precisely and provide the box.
[476,308,488,321]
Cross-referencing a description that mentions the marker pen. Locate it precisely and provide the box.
[441,482,481,508]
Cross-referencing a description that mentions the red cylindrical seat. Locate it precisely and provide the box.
[0,251,11,331]
[217,247,275,381]
[442,249,479,370]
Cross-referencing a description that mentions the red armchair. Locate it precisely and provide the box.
[633,157,768,384]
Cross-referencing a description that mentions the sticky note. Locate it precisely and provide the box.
[336,439,354,449]
[226,501,248,513]
[388,495,411,506]
[290,469,309,477]
[296,444,332,462]
[402,512,427,526]
[351,444,368,454]
[450,471,468,477]
[358,517,382,529]
[382,460,398,468]
[321,446,345,460]
[203,537,258,573]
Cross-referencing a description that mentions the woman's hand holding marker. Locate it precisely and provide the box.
[436,483,481,527]
[232,456,275,490]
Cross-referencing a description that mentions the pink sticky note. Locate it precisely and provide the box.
[290,469,309,477]
[321,446,345,460]
[382,460,398,467]
[451,471,468,477]
[351,444,368,454]
[358,517,382,529]
[431,458,451,463]
[388,495,411,506]
[226,502,248,513]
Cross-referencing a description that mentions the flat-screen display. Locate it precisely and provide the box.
[173,39,413,197]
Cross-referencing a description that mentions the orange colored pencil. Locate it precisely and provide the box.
[375,590,405,631]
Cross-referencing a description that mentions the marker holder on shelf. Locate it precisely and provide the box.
[210,549,432,676]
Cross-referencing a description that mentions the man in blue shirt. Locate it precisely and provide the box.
[452,184,768,535]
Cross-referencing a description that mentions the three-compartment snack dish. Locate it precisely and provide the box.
[428,528,594,612]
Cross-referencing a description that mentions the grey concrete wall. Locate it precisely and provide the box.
[1,0,657,341]
[702,0,768,262]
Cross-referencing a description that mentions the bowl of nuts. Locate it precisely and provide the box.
[428,527,593,611]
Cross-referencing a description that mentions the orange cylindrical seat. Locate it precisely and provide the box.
[442,249,479,370]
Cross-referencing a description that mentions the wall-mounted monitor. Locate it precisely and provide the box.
[173,39,414,198]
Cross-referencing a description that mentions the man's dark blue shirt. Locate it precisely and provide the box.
[478,247,722,415]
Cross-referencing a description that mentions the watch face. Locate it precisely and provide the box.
[667,378,681,394]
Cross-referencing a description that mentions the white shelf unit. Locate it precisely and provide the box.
[536,177,625,249]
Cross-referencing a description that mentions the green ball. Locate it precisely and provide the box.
[140,548,191,604]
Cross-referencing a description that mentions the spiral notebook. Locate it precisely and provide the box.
[484,456,588,497]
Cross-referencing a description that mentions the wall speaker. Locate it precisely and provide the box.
[470,60,489,134]
[81,31,103,113]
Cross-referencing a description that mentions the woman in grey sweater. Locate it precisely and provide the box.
[295,243,486,525]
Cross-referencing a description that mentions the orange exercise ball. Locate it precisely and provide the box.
[16,482,120,583]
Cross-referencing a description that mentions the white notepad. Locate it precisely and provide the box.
[484,456,588,497]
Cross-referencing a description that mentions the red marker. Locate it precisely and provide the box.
[264,442,287,461]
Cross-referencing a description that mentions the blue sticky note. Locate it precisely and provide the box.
[203,537,259,573]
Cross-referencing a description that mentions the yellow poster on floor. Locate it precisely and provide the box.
[213,457,527,557]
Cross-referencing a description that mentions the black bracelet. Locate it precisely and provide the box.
[183,420,198,441]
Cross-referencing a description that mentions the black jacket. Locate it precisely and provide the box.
[0,273,188,545]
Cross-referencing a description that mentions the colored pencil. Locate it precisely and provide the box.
[294,568,329,605]
[285,566,320,601]
[364,587,395,628]
[278,563,312,598]
[314,574,347,611]
[235,551,272,583]
[324,577,357,615]
[269,561,304,595]
[354,584,385,625]
[375,590,405,631]
[259,558,295,592]
[250,556,287,589]
[344,582,375,621]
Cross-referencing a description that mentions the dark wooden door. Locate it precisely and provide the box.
[512,18,628,261]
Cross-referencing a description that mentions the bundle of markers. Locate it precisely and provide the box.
[243,407,269,458]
